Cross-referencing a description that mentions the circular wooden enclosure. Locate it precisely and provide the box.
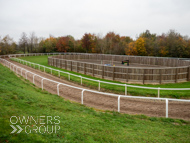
[48,53,190,84]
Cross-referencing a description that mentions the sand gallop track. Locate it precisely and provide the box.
[3,59,190,121]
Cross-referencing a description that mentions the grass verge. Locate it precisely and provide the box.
[0,63,190,142]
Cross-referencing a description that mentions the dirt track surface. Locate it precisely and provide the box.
[3,59,190,121]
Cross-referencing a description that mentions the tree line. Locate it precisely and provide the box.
[0,30,190,58]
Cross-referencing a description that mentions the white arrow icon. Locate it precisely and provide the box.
[10,125,17,133]
[10,125,23,133]
[17,125,23,133]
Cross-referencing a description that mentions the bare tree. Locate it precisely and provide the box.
[95,33,106,54]
[28,32,36,53]
[19,32,28,54]
[33,36,39,53]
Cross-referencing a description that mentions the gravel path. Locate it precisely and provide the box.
[4,59,190,120]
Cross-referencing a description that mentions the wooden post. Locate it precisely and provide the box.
[159,69,162,84]
[112,67,115,80]
[187,66,190,81]
[55,59,57,67]
[70,61,72,71]
[175,68,178,83]
[143,69,145,84]
[77,62,79,72]
[92,64,94,77]
[84,63,86,74]
[102,65,104,79]
[62,59,64,68]
[126,68,129,82]
[65,60,67,70]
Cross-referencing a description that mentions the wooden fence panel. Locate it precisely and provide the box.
[48,54,190,84]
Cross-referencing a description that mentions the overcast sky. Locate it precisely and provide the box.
[0,0,190,42]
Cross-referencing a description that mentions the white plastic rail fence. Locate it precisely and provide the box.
[11,56,190,98]
[0,57,190,119]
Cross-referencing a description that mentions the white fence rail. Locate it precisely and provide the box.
[11,57,190,98]
[1,58,190,119]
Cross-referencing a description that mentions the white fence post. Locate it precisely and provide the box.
[158,87,160,98]
[166,99,168,118]
[81,76,82,85]
[44,66,45,72]
[118,96,121,112]
[68,73,70,80]
[51,68,52,74]
[58,71,60,77]
[57,83,61,96]
[125,84,127,95]
[98,80,100,91]
[33,75,36,84]
[26,71,28,79]
[41,78,45,90]
[81,89,86,104]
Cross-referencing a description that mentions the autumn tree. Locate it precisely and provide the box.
[125,41,137,55]
[94,34,107,54]
[81,33,96,53]
[56,36,70,52]
[43,36,57,53]
[74,40,85,53]
[114,36,127,55]
[104,32,121,54]
[135,37,147,56]
[125,36,133,44]
[67,35,75,52]
[0,35,16,55]
[140,30,157,56]
[38,38,46,53]
[1,30,190,58]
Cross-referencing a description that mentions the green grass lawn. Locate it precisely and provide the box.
[15,56,190,99]
[0,62,190,142]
